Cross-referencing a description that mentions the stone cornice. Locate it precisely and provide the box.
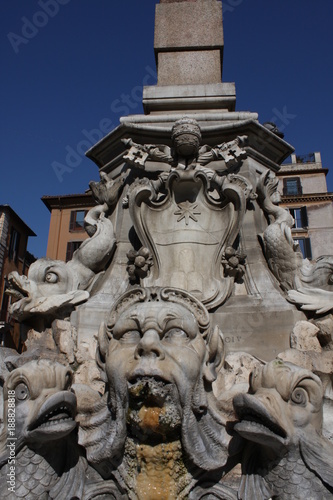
[86,118,294,171]
[281,193,333,203]
[278,163,328,175]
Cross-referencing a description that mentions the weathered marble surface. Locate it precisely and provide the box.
[2,117,333,499]
[0,360,104,499]
[234,360,333,499]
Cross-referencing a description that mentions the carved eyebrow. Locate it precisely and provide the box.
[164,313,178,321]
[7,373,32,395]
[45,265,60,273]
[128,315,142,329]
[157,312,179,330]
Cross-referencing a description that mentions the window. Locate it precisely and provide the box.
[289,207,308,229]
[0,288,10,323]
[8,227,20,262]
[66,241,82,262]
[69,210,86,232]
[294,238,312,260]
[283,177,302,196]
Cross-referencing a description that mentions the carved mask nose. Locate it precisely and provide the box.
[134,329,165,360]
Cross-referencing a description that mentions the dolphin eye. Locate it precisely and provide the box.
[15,383,30,401]
[45,272,58,283]
[291,387,308,406]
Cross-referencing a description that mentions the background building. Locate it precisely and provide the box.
[42,193,95,262]
[277,152,333,260]
[0,205,36,349]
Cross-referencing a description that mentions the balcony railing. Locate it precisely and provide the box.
[295,153,315,164]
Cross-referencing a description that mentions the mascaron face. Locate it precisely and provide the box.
[106,302,207,401]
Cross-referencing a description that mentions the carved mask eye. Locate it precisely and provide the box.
[291,387,308,406]
[163,328,188,344]
[15,383,30,401]
[45,272,58,284]
[120,331,141,344]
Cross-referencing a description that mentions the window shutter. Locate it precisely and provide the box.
[66,241,82,262]
[66,242,73,262]
[304,238,312,260]
[300,206,308,227]
[8,228,14,260]
[69,211,76,231]
[14,232,20,263]
[296,178,302,195]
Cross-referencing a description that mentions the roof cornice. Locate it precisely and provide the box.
[41,193,95,212]
[281,193,333,203]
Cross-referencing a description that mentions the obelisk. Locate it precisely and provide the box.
[143,0,236,113]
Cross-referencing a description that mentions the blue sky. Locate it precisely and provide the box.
[1,1,333,258]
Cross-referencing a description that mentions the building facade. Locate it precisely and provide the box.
[277,152,333,260]
[42,193,95,262]
[0,205,35,349]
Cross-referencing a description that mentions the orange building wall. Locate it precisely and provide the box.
[0,208,35,351]
[46,207,91,261]
[0,218,30,310]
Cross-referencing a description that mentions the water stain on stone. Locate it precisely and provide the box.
[135,440,188,500]
[138,405,164,435]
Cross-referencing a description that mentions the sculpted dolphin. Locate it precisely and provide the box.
[7,258,91,324]
[257,171,333,314]
[0,359,114,499]
[0,360,88,499]
[233,359,333,500]
[6,204,115,326]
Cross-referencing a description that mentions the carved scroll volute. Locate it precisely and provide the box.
[220,173,257,247]
[128,170,254,309]
[128,178,164,283]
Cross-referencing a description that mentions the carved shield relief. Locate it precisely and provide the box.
[129,169,253,309]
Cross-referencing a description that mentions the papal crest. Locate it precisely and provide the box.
[128,168,254,309]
